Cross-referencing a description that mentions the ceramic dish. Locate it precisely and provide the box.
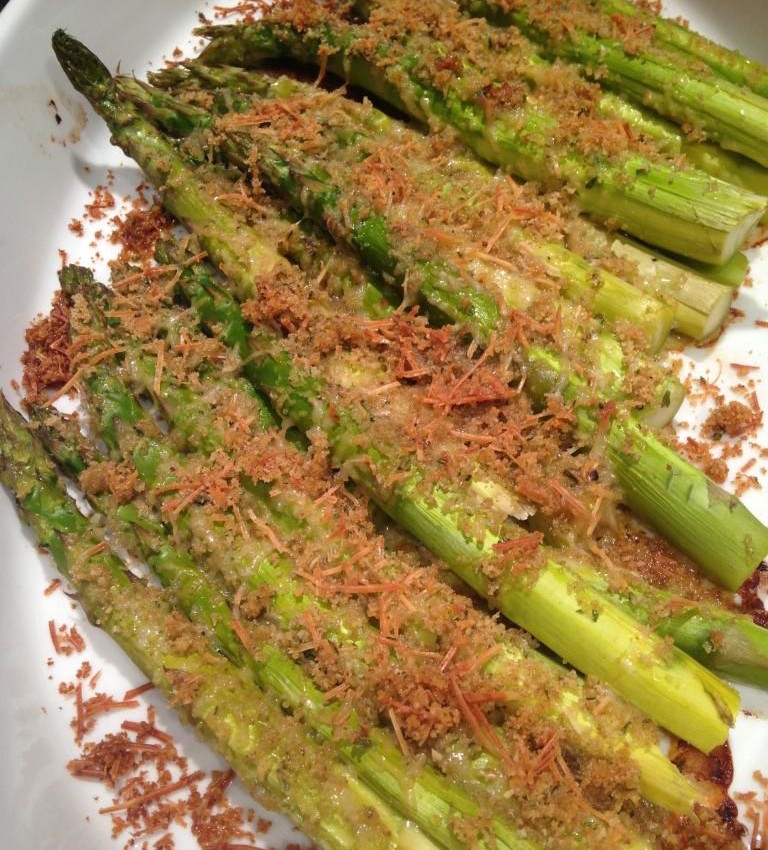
[0,1,765,847]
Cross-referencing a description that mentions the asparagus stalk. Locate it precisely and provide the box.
[117,68,688,436]
[215,77,733,343]
[160,63,756,288]
[603,239,733,340]
[54,21,766,594]
[63,426,550,849]
[58,258,711,812]
[154,251,745,749]
[606,417,768,593]
[0,393,434,850]
[602,579,768,689]
[116,63,768,591]
[595,91,768,216]
[457,0,768,167]
[146,63,747,334]
[121,72,688,351]
[120,70,689,436]
[156,59,766,267]
[51,31,751,746]
[592,0,768,99]
[686,250,750,289]
[58,265,716,832]
[193,9,767,265]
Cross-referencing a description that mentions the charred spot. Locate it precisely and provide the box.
[707,742,734,788]
[716,798,739,825]
[739,567,768,626]
[480,81,526,110]
[48,98,63,125]
[434,54,462,74]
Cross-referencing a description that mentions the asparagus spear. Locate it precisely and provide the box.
[594,91,768,216]
[0,393,435,850]
[55,265,715,836]
[223,89,733,344]
[66,384,671,846]
[58,260,711,815]
[52,23,766,603]
[606,240,732,339]
[110,58,768,592]
[170,262,766,712]
[145,62,745,324]
[116,270,768,691]
[192,5,768,265]
[135,249,747,750]
[456,0,768,167]
[163,56,757,289]
[120,72,693,351]
[155,57,768,228]
[585,0,768,100]
[59,416,552,849]
[563,559,768,689]
[51,31,750,746]
[119,69,691,442]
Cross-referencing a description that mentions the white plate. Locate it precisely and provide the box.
[0,1,766,848]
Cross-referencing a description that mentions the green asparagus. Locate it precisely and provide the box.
[113,59,768,591]
[194,3,767,264]
[59,260,712,816]
[122,71,696,351]
[584,0,768,99]
[151,251,746,748]
[457,0,768,167]
[7,13,763,850]
[51,28,758,747]
[0,393,435,850]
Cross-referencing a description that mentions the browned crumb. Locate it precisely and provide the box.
[84,185,116,221]
[60,644,259,849]
[21,289,72,403]
[704,399,761,439]
[110,204,174,261]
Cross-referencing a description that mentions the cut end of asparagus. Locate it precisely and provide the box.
[631,746,711,814]
[610,239,734,340]
[581,169,767,266]
[591,270,675,352]
[635,376,686,429]
[499,559,738,753]
[709,203,767,266]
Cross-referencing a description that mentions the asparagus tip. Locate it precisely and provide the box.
[52,30,116,116]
